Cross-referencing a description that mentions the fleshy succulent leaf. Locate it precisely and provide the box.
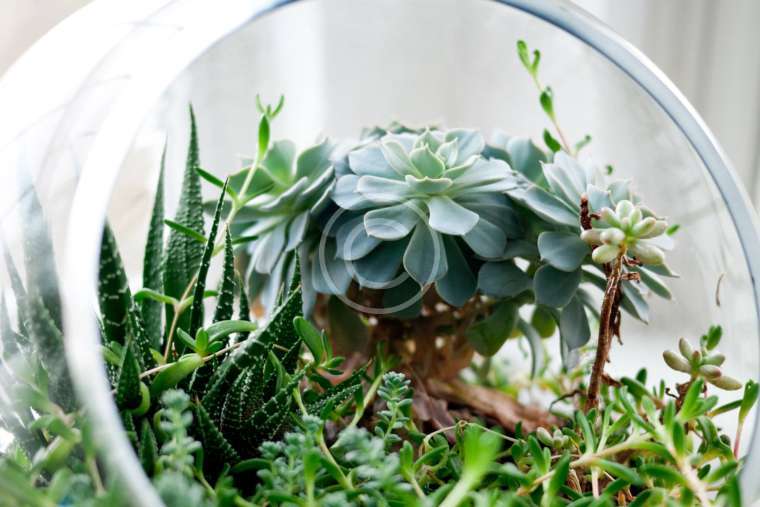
[213,230,235,323]
[189,181,227,337]
[164,107,205,335]
[142,153,165,348]
[533,265,581,308]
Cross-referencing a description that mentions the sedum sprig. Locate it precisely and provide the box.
[663,326,741,392]
[581,199,668,265]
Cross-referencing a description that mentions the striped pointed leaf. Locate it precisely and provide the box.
[25,292,74,411]
[195,401,240,474]
[19,186,62,329]
[138,419,158,476]
[98,225,132,345]
[99,225,153,367]
[236,273,251,343]
[201,340,268,424]
[213,230,235,323]
[3,250,29,338]
[141,153,165,348]
[220,368,254,443]
[164,107,205,337]
[305,367,365,416]
[115,343,141,409]
[189,180,227,336]
[243,371,303,449]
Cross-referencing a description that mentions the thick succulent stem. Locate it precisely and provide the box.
[586,254,624,409]
[734,421,744,458]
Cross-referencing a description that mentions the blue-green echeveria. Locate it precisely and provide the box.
[239,139,335,311]
[326,129,522,308]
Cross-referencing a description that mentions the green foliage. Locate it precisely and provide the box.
[329,128,516,306]
[156,390,201,476]
[662,330,742,391]
[99,224,153,369]
[115,342,142,410]
[1,42,754,507]
[142,154,165,348]
[189,180,228,336]
[164,107,206,338]
[581,199,668,265]
[213,230,235,323]
[212,45,676,365]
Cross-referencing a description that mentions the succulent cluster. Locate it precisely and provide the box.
[210,44,680,369]
[663,326,742,391]
[582,199,668,265]
[235,138,335,312]
[225,109,678,365]
[1,39,757,507]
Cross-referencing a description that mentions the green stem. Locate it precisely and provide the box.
[194,468,217,499]
[406,471,426,500]
[317,433,353,491]
[162,278,196,362]
[439,472,478,507]
[348,364,387,429]
[734,420,744,458]
[293,387,308,416]
[305,474,317,507]
[517,434,651,496]
[234,497,257,507]
[529,73,573,154]
[139,339,245,381]
[86,456,105,495]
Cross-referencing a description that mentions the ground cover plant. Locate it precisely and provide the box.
[0,41,757,506]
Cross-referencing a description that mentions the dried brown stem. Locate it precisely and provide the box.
[580,194,592,231]
[425,377,560,433]
[586,255,624,410]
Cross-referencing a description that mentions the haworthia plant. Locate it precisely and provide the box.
[141,152,165,348]
[164,107,205,339]
[99,224,153,369]
[189,180,228,337]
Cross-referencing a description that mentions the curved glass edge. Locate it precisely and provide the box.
[1,0,758,504]
[495,1,760,499]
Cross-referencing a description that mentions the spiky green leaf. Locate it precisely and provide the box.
[115,343,142,409]
[164,107,205,337]
[142,154,165,348]
[138,419,158,476]
[213,230,235,323]
[305,367,365,415]
[195,399,241,473]
[189,181,227,336]
[19,186,62,329]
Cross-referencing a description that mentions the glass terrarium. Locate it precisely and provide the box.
[1,0,759,505]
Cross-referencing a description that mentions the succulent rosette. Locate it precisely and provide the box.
[237,139,335,311]
[320,128,521,310]
[581,199,668,265]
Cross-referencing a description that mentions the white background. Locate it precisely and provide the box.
[3,0,759,202]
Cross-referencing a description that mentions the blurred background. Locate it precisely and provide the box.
[3,0,760,202]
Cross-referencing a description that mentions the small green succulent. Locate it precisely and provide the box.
[326,128,519,307]
[663,326,742,391]
[581,199,668,265]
